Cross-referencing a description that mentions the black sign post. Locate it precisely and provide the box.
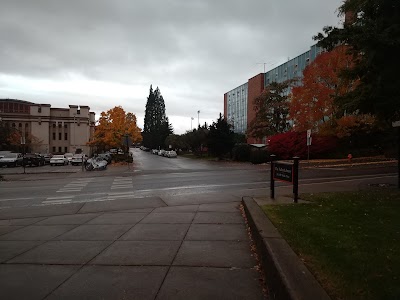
[270,154,276,199]
[270,156,300,203]
[293,157,299,203]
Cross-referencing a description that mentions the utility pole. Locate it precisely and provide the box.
[197,110,200,128]
[191,117,194,130]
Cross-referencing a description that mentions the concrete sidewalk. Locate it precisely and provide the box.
[0,196,265,300]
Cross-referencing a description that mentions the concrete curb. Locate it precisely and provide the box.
[242,196,331,300]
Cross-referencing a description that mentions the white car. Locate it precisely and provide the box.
[166,150,177,158]
[50,155,69,166]
[71,154,88,166]
[64,153,73,163]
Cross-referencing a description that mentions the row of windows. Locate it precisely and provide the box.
[52,147,68,153]
[52,132,68,141]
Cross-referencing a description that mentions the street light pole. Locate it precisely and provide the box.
[197,110,200,128]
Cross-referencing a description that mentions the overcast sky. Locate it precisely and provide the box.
[0,0,343,134]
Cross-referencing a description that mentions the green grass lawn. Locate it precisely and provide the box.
[262,189,400,300]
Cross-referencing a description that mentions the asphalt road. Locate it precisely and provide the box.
[0,148,397,209]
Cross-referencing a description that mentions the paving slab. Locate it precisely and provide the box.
[56,224,131,241]
[0,225,77,241]
[47,266,168,300]
[173,241,256,268]
[120,223,190,241]
[152,204,199,213]
[198,201,241,212]
[110,208,154,213]
[140,212,195,224]
[90,241,181,266]
[0,203,83,220]
[0,241,43,263]
[156,267,264,300]
[87,212,148,225]
[8,241,112,265]
[36,213,100,225]
[162,193,241,206]
[78,197,166,213]
[193,212,244,224]
[185,224,248,241]
[0,217,46,226]
[0,264,80,300]
[0,226,24,236]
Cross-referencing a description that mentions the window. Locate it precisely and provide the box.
[12,123,16,128]
[58,123,62,128]
[52,147,56,153]
[19,123,22,128]
[64,147,68,153]
[77,109,80,115]
[25,123,28,128]
[38,106,41,113]
[65,133,68,140]
[53,124,56,128]
[52,132,56,140]
[59,133,62,140]
[64,124,67,129]
[58,147,62,153]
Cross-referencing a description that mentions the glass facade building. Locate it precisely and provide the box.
[226,82,248,134]
[225,44,323,135]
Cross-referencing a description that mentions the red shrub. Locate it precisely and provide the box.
[268,131,337,159]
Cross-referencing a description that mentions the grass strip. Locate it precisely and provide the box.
[262,189,400,300]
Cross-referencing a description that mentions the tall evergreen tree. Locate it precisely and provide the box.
[143,85,173,149]
[207,113,235,158]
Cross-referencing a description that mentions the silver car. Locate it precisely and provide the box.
[50,155,69,166]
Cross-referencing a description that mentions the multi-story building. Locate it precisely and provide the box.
[0,99,95,154]
[224,44,323,144]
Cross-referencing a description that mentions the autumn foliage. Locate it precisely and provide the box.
[89,106,142,151]
[290,45,356,132]
[268,131,337,159]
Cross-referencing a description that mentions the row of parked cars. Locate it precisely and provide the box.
[0,151,89,167]
[150,149,178,158]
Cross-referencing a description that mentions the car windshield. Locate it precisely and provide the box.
[3,153,17,158]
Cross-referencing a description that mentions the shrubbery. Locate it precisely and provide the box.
[232,144,251,162]
[249,148,269,164]
[268,131,337,159]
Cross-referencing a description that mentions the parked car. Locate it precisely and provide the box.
[166,150,177,158]
[42,153,52,164]
[0,151,12,159]
[23,153,44,167]
[0,153,23,167]
[97,153,112,163]
[152,149,158,154]
[71,154,88,166]
[64,153,73,164]
[50,155,69,166]
[158,150,166,156]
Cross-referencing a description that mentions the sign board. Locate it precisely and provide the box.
[392,121,400,127]
[273,162,293,183]
[307,129,312,138]
[307,136,312,146]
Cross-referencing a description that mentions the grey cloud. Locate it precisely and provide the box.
[0,0,343,132]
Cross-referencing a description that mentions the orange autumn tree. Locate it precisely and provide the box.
[89,106,142,151]
[289,45,356,132]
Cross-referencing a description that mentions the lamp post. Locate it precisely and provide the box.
[197,110,200,128]
[191,117,194,130]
